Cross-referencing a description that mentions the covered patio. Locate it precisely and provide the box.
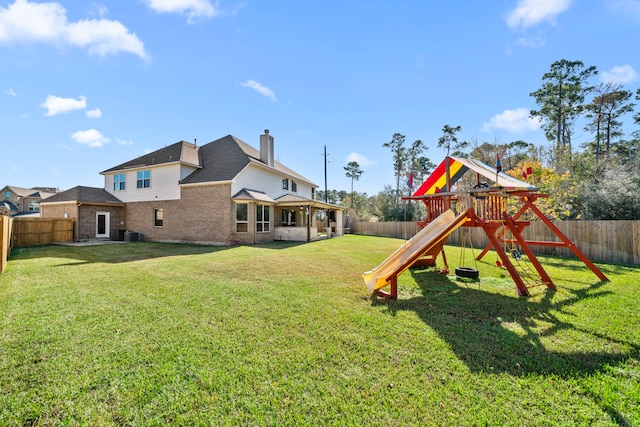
[274,194,344,241]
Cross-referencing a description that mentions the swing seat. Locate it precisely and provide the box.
[455,266,479,279]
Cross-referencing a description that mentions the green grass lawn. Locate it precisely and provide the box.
[1,236,638,426]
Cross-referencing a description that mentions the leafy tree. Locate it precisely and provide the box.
[506,160,580,220]
[584,83,635,156]
[437,124,468,158]
[372,185,398,221]
[635,88,640,128]
[382,133,407,217]
[382,134,430,218]
[344,161,363,208]
[530,59,598,170]
[576,169,640,220]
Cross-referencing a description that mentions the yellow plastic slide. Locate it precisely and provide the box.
[362,209,470,291]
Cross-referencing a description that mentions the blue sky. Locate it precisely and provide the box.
[1,0,639,196]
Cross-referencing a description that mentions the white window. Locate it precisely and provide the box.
[282,179,289,190]
[291,181,297,192]
[137,170,150,188]
[257,205,270,232]
[114,173,126,191]
[28,201,39,211]
[236,203,248,233]
[154,208,164,227]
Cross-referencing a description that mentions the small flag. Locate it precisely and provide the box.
[407,173,414,189]
[522,169,527,179]
[496,153,502,173]
[527,166,533,175]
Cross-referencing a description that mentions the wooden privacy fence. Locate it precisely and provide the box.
[352,220,640,266]
[12,217,74,247]
[0,215,13,273]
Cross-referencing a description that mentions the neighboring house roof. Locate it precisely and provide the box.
[32,187,59,194]
[27,190,56,199]
[2,186,36,197]
[100,140,201,174]
[41,186,124,205]
[0,200,19,211]
[1,185,59,199]
[180,135,316,186]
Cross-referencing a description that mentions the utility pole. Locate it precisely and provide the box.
[323,145,328,202]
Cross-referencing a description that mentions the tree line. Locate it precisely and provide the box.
[319,59,640,222]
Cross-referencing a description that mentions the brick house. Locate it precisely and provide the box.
[0,185,59,216]
[39,186,125,241]
[41,131,343,243]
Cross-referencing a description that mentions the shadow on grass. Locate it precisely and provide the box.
[9,240,308,267]
[372,268,639,379]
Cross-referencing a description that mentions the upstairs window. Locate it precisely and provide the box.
[114,173,126,191]
[5,191,10,198]
[311,188,315,200]
[137,170,150,188]
[291,181,297,192]
[28,201,39,211]
[282,179,289,190]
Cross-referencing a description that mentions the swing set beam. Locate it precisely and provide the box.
[476,192,609,283]
[407,190,607,297]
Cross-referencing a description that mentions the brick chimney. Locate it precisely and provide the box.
[260,129,274,167]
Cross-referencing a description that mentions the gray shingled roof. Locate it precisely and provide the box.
[41,186,124,205]
[231,189,275,203]
[101,140,200,174]
[180,135,316,186]
[100,134,316,187]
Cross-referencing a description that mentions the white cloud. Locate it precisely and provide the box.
[86,3,109,18]
[0,0,148,59]
[601,65,638,84]
[482,108,542,133]
[4,88,16,96]
[514,35,546,49]
[86,108,102,118]
[241,80,276,101]
[116,138,133,146]
[506,0,572,30]
[41,95,87,116]
[71,128,109,147]
[346,152,371,167]
[143,0,218,23]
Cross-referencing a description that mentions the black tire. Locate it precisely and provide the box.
[455,266,479,279]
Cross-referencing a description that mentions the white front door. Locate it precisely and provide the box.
[96,212,110,238]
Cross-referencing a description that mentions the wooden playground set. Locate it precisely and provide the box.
[363,156,609,299]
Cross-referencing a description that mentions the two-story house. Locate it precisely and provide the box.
[0,185,59,216]
[41,131,343,243]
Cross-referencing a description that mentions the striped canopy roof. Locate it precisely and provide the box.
[412,156,537,196]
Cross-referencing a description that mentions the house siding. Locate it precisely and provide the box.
[125,184,233,244]
[232,164,314,200]
[105,163,187,203]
